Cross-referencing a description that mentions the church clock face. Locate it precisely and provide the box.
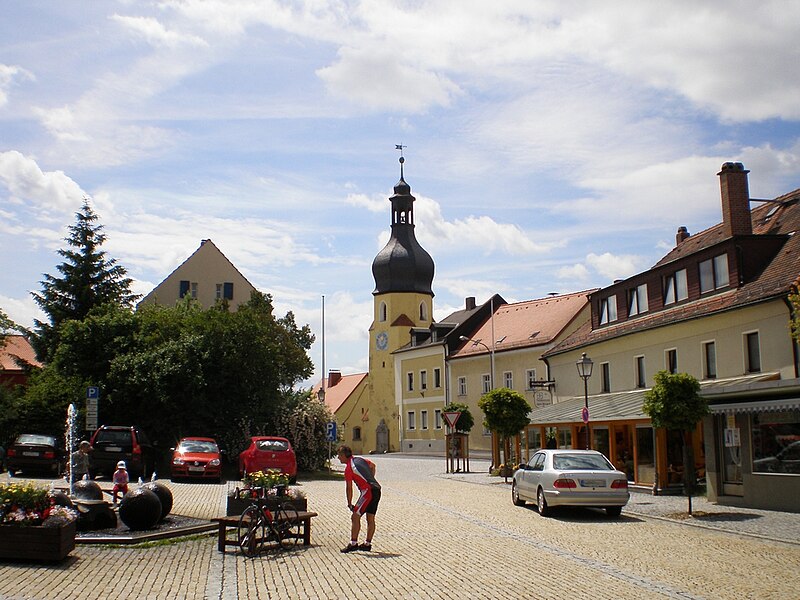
[376,331,388,350]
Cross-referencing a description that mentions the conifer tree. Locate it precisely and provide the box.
[31,198,138,362]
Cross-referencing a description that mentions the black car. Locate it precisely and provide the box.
[89,425,156,480]
[6,434,64,476]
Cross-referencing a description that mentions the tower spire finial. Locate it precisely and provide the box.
[395,144,406,180]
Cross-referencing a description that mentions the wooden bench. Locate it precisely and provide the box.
[212,511,318,553]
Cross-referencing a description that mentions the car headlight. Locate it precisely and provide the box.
[172,458,185,465]
[209,459,220,467]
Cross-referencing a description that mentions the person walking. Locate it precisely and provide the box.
[338,445,381,553]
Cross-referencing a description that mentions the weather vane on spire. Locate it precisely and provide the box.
[395,144,406,160]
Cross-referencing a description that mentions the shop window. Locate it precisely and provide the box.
[751,412,800,474]
[746,332,761,373]
[703,341,717,379]
[557,428,572,449]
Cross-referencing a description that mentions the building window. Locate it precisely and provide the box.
[503,371,513,389]
[216,284,223,300]
[179,280,190,298]
[434,368,441,388]
[628,284,649,317]
[420,370,428,391]
[407,372,414,392]
[746,332,761,373]
[482,374,491,394]
[421,410,429,430]
[601,362,610,393]
[190,282,198,299]
[666,349,678,374]
[599,295,618,324]
[458,376,467,396]
[635,356,646,388]
[526,369,537,390]
[699,253,730,293]
[223,282,233,300]
[703,341,717,379]
[352,426,362,441]
[664,269,688,305]
[434,409,442,430]
[379,302,387,322]
[419,302,428,321]
[407,411,415,431]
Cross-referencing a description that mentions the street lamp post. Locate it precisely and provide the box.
[576,352,594,450]
[459,336,494,389]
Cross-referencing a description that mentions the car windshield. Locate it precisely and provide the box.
[178,440,218,453]
[553,454,612,471]
[256,439,288,452]
[95,430,132,444]
[17,434,56,446]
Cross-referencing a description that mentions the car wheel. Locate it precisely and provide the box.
[512,482,525,506]
[537,487,550,517]
[606,506,622,518]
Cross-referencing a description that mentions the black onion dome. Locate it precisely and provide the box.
[372,173,435,295]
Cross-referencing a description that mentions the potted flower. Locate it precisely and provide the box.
[0,482,78,562]
[227,470,307,515]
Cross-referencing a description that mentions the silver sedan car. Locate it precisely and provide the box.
[512,449,629,517]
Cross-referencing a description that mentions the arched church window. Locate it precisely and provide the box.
[419,302,428,321]
[379,302,387,322]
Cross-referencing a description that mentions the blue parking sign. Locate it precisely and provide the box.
[87,386,100,399]
[325,422,337,442]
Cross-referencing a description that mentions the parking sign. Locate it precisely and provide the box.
[326,421,337,442]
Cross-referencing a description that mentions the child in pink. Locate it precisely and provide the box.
[112,461,129,504]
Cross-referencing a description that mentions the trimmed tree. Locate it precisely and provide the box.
[643,370,708,514]
[478,387,531,480]
[445,401,474,434]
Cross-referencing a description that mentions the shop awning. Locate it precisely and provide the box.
[527,389,650,425]
[708,397,800,414]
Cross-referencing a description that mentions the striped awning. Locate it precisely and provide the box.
[708,397,800,414]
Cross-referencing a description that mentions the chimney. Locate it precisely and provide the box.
[328,370,342,387]
[718,162,752,237]
[676,226,690,245]
[465,297,476,310]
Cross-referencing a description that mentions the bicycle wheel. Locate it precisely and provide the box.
[237,505,264,557]
[276,502,301,549]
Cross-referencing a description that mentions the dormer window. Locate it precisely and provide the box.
[599,295,618,324]
[664,269,688,305]
[628,284,649,317]
[699,254,729,293]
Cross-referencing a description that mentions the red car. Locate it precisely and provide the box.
[171,437,222,483]
[239,436,297,483]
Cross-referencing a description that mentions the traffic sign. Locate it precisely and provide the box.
[325,421,338,442]
[87,386,99,399]
[581,406,589,424]
[443,411,461,429]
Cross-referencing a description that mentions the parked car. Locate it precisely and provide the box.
[89,425,155,480]
[6,434,64,476]
[239,436,297,483]
[171,437,223,482]
[511,449,629,518]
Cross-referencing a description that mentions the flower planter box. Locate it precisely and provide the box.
[0,521,77,562]
[226,495,307,516]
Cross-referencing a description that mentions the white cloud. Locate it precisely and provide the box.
[585,252,644,283]
[0,151,85,215]
[556,263,590,282]
[111,14,209,48]
[0,64,34,107]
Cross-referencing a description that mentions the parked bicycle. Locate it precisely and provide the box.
[237,496,302,557]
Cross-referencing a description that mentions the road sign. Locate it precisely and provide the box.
[325,421,338,442]
[87,386,99,399]
[443,411,461,429]
[581,406,589,424]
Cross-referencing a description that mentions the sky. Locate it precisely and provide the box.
[2,1,800,388]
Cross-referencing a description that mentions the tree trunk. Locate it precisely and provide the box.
[682,430,697,515]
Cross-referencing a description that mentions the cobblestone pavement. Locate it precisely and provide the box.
[0,455,798,600]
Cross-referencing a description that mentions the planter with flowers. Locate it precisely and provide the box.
[226,470,307,516]
[0,482,78,562]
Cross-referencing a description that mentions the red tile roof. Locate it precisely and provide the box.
[312,372,368,413]
[0,335,41,372]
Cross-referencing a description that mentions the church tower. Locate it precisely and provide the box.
[368,156,435,451]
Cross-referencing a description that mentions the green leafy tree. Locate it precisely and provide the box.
[31,199,138,363]
[445,401,474,433]
[790,279,800,343]
[275,389,334,472]
[643,370,708,514]
[478,388,531,478]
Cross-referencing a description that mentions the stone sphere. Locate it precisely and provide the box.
[73,479,103,501]
[118,487,162,530]
[141,481,173,521]
[51,490,74,508]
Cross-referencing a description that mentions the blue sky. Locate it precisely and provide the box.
[2,1,800,386]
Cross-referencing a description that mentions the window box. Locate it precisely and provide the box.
[0,521,76,562]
